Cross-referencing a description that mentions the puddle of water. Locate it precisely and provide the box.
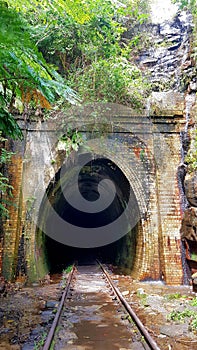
[64,295,133,349]
[55,265,135,350]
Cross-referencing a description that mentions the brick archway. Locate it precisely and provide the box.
[2,103,184,284]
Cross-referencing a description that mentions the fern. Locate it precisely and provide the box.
[0,1,79,139]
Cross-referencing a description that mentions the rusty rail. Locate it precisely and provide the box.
[43,261,160,350]
[97,261,161,350]
[43,265,76,350]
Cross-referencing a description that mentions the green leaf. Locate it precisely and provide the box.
[0,108,23,140]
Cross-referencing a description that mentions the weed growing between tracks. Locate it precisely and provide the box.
[34,331,47,350]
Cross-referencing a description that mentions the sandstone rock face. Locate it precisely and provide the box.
[184,172,197,207]
[130,11,194,92]
[180,207,197,241]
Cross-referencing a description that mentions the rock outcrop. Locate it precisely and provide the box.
[180,207,197,241]
[131,11,194,92]
[184,171,197,207]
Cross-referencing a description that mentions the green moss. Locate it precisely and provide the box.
[27,253,49,283]
[164,293,182,300]
[27,260,38,282]
[2,252,14,280]
[191,252,197,260]
[26,228,49,283]
[114,223,138,272]
[185,128,197,172]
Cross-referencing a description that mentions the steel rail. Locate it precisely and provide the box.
[43,265,76,350]
[97,261,161,350]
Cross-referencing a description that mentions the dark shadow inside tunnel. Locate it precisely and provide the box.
[45,226,139,273]
[38,156,141,273]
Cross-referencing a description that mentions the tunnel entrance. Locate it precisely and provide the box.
[45,224,139,273]
[39,156,141,273]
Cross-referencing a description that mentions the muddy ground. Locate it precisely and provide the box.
[113,270,197,350]
[0,270,197,350]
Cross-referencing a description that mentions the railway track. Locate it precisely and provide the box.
[43,261,161,350]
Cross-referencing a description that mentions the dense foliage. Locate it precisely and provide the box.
[173,0,196,11]
[0,133,14,217]
[6,0,150,109]
[0,0,79,140]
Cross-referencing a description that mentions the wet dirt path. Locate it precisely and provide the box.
[53,265,145,350]
[1,268,197,349]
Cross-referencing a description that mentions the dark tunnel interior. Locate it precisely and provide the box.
[45,234,137,272]
[44,156,140,273]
